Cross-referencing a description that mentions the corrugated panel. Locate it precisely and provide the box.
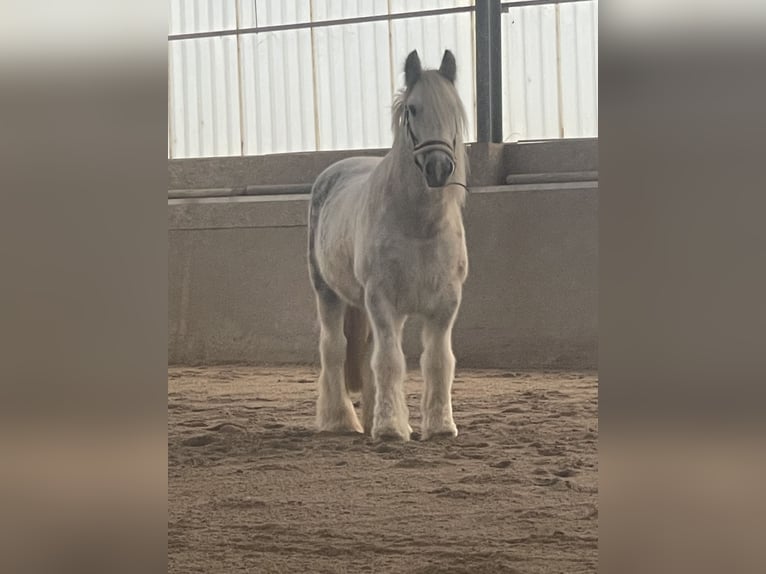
[390,0,476,142]
[502,0,598,141]
[239,1,316,154]
[169,37,241,158]
[168,0,598,158]
[559,0,598,138]
[312,0,391,151]
[169,0,237,35]
[168,0,241,158]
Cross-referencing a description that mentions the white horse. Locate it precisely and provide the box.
[308,50,469,441]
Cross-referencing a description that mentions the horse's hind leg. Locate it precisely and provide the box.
[315,290,363,434]
[360,339,375,435]
[420,311,459,440]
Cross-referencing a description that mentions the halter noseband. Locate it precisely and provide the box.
[403,106,468,192]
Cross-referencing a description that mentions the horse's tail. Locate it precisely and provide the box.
[343,306,370,394]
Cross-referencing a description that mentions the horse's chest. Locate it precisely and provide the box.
[382,235,467,311]
[411,240,464,279]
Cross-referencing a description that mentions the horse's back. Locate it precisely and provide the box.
[310,156,382,214]
[308,156,382,305]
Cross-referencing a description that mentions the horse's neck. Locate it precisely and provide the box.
[375,136,465,231]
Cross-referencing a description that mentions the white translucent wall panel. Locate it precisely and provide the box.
[502,0,598,141]
[313,0,390,150]
[168,0,237,35]
[168,0,598,158]
[169,37,241,158]
[559,0,598,138]
[249,0,313,26]
[390,0,476,142]
[239,1,315,154]
[502,5,558,141]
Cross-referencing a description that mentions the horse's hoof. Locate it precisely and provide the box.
[316,405,363,434]
[421,425,459,441]
[316,419,364,435]
[371,424,411,442]
[317,427,364,436]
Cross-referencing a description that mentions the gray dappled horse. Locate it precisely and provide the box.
[308,50,469,441]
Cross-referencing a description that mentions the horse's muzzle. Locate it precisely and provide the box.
[414,144,455,188]
[423,151,455,188]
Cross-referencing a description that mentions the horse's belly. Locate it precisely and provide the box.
[327,269,364,308]
[316,241,364,307]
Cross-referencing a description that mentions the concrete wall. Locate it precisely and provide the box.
[169,140,597,368]
[169,196,596,368]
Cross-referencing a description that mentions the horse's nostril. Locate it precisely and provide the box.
[423,157,452,187]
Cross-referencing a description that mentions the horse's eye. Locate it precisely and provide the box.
[407,105,417,117]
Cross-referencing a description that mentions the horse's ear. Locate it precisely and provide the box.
[439,50,457,84]
[405,50,422,90]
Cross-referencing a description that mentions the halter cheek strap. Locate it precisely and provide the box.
[404,107,418,148]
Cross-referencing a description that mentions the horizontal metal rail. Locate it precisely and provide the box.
[505,170,598,185]
[501,0,592,10]
[168,6,475,42]
[168,0,593,42]
[168,184,313,199]
[168,174,598,199]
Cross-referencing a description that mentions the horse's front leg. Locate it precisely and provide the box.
[420,308,459,440]
[365,289,410,441]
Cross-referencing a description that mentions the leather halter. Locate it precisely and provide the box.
[403,107,469,192]
[404,107,456,165]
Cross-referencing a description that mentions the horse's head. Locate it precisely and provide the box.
[398,50,467,189]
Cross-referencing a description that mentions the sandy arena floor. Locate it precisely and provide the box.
[168,366,598,573]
